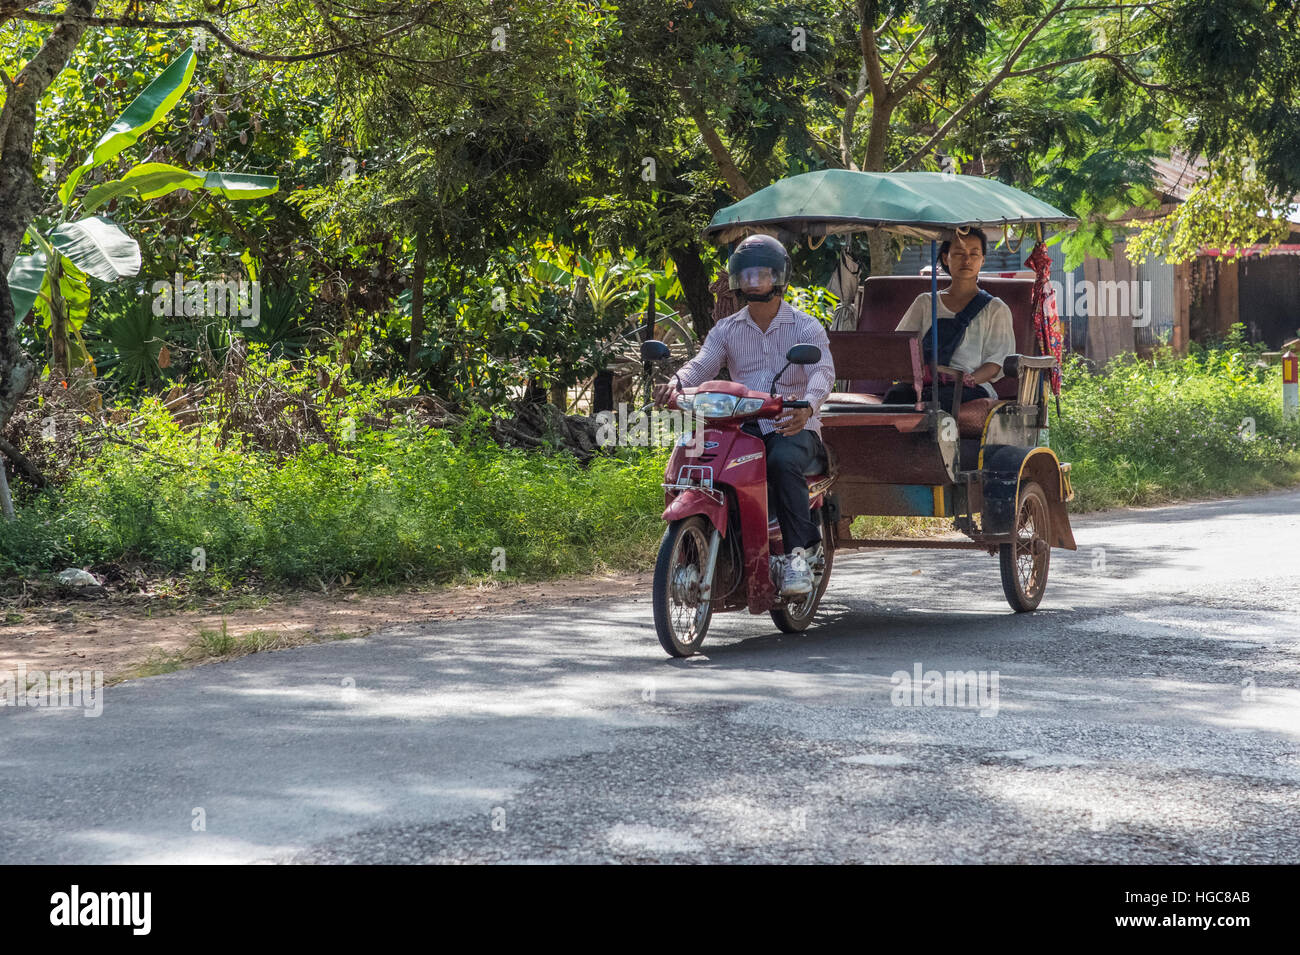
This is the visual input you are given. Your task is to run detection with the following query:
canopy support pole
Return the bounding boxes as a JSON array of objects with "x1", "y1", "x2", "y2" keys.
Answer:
[{"x1": 929, "y1": 240, "x2": 939, "y2": 413}]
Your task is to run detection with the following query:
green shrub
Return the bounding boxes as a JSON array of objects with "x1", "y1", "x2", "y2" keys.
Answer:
[
  {"x1": 1052, "y1": 334, "x2": 1300, "y2": 510},
  {"x1": 4, "y1": 334, "x2": 1298, "y2": 585},
  {"x1": 0, "y1": 347, "x2": 670, "y2": 585}
]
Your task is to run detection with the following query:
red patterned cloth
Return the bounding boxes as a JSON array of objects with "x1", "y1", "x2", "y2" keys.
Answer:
[{"x1": 1025, "y1": 241, "x2": 1063, "y2": 395}]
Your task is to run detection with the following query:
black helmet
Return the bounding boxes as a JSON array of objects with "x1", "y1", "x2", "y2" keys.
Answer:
[{"x1": 727, "y1": 234, "x2": 791, "y2": 302}]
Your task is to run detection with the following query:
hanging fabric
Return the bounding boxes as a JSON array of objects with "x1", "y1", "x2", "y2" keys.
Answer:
[{"x1": 1025, "y1": 240, "x2": 1064, "y2": 397}]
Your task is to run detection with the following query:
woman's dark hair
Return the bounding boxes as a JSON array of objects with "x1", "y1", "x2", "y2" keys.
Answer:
[{"x1": 938, "y1": 227, "x2": 988, "y2": 274}]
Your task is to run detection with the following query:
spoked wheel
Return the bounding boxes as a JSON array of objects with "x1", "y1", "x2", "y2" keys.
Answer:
[
  {"x1": 610, "y1": 314, "x2": 697, "y2": 373},
  {"x1": 652, "y1": 515, "x2": 715, "y2": 657},
  {"x1": 577, "y1": 315, "x2": 698, "y2": 410},
  {"x1": 999, "y1": 480, "x2": 1051, "y2": 612},
  {"x1": 770, "y1": 508, "x2": 836, "y2": 633}
]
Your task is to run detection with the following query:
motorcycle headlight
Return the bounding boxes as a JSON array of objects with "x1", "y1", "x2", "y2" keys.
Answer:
[
  {"x1": 675, "y1": 394, "x2": 694, "y2": 412},
  {"x1": 735, "y1": 397, "x2": 766, "y2": 415},
  {"x1": 691, "y1": 392, "x2": 741, "y2": 418}
]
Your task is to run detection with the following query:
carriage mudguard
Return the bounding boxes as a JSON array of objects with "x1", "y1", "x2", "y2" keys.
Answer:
[{"x1": 981, "y1": 445, "x2": 1077, "y2": 550}]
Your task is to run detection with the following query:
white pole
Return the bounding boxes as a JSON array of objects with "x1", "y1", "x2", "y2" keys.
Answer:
[
  {"x1": 0, "y1": 455, "x2": 13, "y2": 521},
  {"x1": 1284, "y1": 351, "x2": 1298, "y2": 421}
]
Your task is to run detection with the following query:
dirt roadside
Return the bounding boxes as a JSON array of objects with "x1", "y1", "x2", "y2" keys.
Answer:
[{"x1": 0, "y1": 571, "x2": 652, "y2": 682}]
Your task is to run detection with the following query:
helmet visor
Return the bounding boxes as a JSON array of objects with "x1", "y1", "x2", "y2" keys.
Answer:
[{"x1": 729, "y1": 265, "x2": 781, "y2": 291}]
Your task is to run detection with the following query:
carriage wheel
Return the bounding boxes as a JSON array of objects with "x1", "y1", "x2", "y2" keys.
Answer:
[
  {"x1": 582, "y1": 315, "x2": 698, "y2": 409},
  {"x1": 999, "y1": 480, "x2": 1050, "y2": 612}
]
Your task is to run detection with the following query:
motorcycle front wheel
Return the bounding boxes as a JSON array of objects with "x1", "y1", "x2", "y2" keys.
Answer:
[{"x1": 652, "y1": 515, "x2": 715, "y2": 657}]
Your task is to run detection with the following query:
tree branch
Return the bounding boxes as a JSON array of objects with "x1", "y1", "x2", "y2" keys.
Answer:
[
  {"x1": 13, "y1": 10, "x2": 420, "y2": 63},
  {"x1": 887, "y1": 23, "x2": 932, "y2": 88},
  {"x1": 835, "y1": 62, "x2": 869, "y2": 169},
  {"x1": 892, "y1": 53, "x2": 941, "y2": 101},
  {"x1": 858, "y1": 0, "x2": 889, "y2": 104},
  {"x1": 0, "y1": 436, "x2": 45, "y2": 488},
  {"x1": 676, "y1": 87, "x2": 751, "y2": 197},
  {"x1": 1005, "y1": 49, "x2": 1170, "y2": 91},
  {"x1": 890, "y1": 0, "x2": 1075, "y2": 171}
]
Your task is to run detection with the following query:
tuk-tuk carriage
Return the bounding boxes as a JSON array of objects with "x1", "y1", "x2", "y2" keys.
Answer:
[{"x1": 645, "y1": 170, "x2": 1078, "y2": 656}]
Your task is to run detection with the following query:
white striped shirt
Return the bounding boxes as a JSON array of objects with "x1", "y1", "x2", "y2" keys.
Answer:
[{"x1": 674, "y1": 300, "x2": 836, "y2": 437}]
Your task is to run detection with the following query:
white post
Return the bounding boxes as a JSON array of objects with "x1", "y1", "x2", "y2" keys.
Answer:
[
  {"x1": 1284, "y1": 351, "x2": 1298, "y2": 421},
  {"x1": 0, "y1": 455, "x2": 13, "y2": 521}
]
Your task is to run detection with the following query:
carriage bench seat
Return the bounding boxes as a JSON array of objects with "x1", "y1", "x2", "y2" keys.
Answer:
[
  {"x1": 821, "y1": 392, "x2": 1000, "y2": 438},
  {"x1": 821, "y1": 391, "x2": 883, "y2": 409}
]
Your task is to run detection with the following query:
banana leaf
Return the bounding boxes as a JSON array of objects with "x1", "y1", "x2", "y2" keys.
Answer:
[
  {"x1": 49, "y1": 217, "x2": 142, "y2": 282},
  {"x1": 59, "y1": 48, "x2": 197, "y2": 208},
  {"x1": 82, "y1": 164, "x2": 278, "y2": 213},
  {"x1": 6, "y1": 250, "x2": 48, "y2": 321}
]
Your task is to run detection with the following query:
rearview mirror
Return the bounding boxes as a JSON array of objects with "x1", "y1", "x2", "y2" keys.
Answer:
[
  {"x1": 786, "y1": 343, "x2": 822, "y2": 365},
  {"x1": 641, "y1": 340, "x2": 671, "y2": 363}
]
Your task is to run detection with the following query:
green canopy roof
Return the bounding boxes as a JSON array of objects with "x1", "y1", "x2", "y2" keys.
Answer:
[{"x1": 703, "y1": 169, "x2": 1076, "y2": 244}]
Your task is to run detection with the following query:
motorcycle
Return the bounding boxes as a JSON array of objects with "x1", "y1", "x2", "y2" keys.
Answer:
[{"x1": 641, "y1": 339, "x2": 838, "y2": 657}]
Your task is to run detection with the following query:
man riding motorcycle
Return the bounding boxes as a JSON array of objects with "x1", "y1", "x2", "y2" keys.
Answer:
[{"x1": 653, "y1": 234, "x2": 836, "y2": 596}]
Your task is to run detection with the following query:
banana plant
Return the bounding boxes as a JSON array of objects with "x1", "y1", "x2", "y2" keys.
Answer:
[
  {"x1": 6, "y1": 47, "x2": 279, "y2": 376},
  {"x1": 527, "y1": 241, "x2": 682, "y2": 323}
]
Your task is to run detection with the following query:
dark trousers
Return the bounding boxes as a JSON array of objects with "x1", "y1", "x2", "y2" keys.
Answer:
[{"x1": 743, "y1": 422, "x2": 827, "y2": 554}]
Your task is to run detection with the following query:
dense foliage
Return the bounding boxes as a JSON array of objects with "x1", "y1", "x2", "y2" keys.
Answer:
[
  {"x1": 1053, "y1": 327, "x2": 1300, "y2": 509},
  {"x1": 1, "y1": 333, "x2": 1296, "y2": 586},
  {"x1": 0, "y1": 344, "x2": 668, "y2": 584},
  {"x1": 2, "y1": 2, "x2": 1300, "y2": 593}
]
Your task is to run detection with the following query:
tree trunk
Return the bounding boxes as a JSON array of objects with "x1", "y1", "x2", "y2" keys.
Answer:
[
  {"x1": 593, "y1": 370, "x2": 613, "y2": 413},
  {"x1": 861, "y1": 96, "x2": 900, "y2": 277},
  {"x1": 0, "y1": 270, "x2": 36, "y2": 444},
  {"x1": 0, "y1": 455, "x2": 13, "y2": 521},
  {"x1": 49, "y1": 254, "x2": 68, "y2": 378},
  {"x1": 866, "y1": 229, "x2": 896, "y2": 277},
  {"x1": 0, "y1": 0, "x2": 99, "y2": 438},
  {"x1": 406, "y1": 231, "x2": 427, "y2": 371},
  {"x1": 670, "y1": 240, "x2": 716, "y2": 341}
]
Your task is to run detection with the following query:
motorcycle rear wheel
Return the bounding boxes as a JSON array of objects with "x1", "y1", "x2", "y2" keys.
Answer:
[{"x1": 770, "y1": 508, "x2": 835, "y2": 633}]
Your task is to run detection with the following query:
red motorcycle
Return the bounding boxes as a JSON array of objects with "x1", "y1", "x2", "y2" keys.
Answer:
[{"x1": 641, "y1": 340, "x2": 838, "y2": 657}]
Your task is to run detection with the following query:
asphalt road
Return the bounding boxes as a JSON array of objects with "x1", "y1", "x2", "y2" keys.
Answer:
[{"x1": 3, "y1": 490, "x2": 1299, "y2": 864}]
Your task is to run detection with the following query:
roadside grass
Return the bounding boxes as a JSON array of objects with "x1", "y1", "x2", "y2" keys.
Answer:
[
  {"x1": 3, "y1": 332, "x2": 1298, "y2": 594},
  {"x1": 1051, "y1": 337, "x2": 1300, "y2": 511},
  {"x1": 0, "y1": 404, "x2": 666, "y2": 588},
  {"x1": 114, "y1": 620, "x2": 360, "y2": 684},
  {"x1": 850, "y1": 515, "x2": 952, "y2": 538}
]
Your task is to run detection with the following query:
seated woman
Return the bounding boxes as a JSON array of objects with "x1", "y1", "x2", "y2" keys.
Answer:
[{"x1": 882, "y1": 227, "x2": 1017, "y2": 408}]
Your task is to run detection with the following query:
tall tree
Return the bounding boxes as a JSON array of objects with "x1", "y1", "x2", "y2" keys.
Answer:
[
  {"x1": 0, "y1": 0, "x2": 98, "y2": 444},
  {"x1": 595, "y1": 0, "x2": 1300, "y2": 273},
  {"x1": 0, "y1": 0, "x2": 481, "y2": 438}
]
